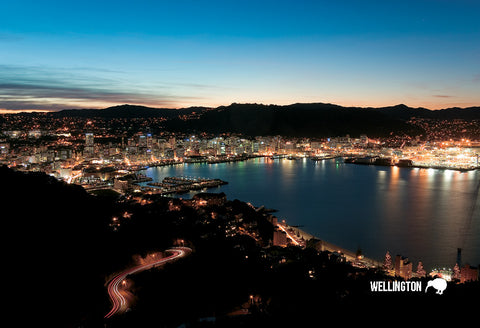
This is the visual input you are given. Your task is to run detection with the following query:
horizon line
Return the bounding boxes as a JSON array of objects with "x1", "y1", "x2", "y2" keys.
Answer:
[{"x1": 1, "y1": 101, "x2": 480, "y2": 114}]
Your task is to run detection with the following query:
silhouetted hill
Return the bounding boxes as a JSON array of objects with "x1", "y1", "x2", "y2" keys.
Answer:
[
  {"x1": 428, "y1": 106, "x2": 480, "y2": 120},
  {"x1": 371, "y1": 104, "x2": 480, "y2": 120},
  {"x1": 44, "y1": 102, "x2": 480, "y2": 137},
  {"x1": 164, "y1": 102, "x2": 424, "y2": 137},
  {"x1": 52, "y1": 104, "x2": 211, "y2": 119}
]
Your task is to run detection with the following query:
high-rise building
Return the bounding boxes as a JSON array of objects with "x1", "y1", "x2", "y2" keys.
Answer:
[
  {"x1": 146, "y1": 133, "x2": 152, "y2": 150},
  {"x1": 175, "y1": 146, "x2": 185, "y2": 159},
  {"x1": 456, "y1": 248, "x2": 462, "y2": 267},
  {"x1": 164, "y1": 148, "x2": 174, "y2": 159},
  {"x1": 85, "y1": 133, "x2": 94, "y2": 146},
  {"x1": 395, "y1": 255, "x2": 412, "y2": 280},
  {"x1": 85, "y1": 133, "x2": 94, "y2": 156},
  {"x1": 138, "y1": 135, "x2": 147, "y2": 148}
]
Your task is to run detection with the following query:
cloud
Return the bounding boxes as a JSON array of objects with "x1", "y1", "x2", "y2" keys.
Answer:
[
  {"x1": 0, "y1": 64, "x2": 205, "y2": 110},
  {"x1": 432, "y1": 94, "x2": 453, "y2": 98}
]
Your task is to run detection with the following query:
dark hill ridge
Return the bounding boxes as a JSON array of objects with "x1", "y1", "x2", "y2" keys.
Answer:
[
  {"x1": 163, "y1": 103, "x2": 422, "y2": 137},
  {"x1": 46, "y1": 102, "x2": 480, "y2": 137},
  {"x1": 370, "y1": 104, "x2": 480, "y2": 120},
  {"x1": 52, "y1": 104, "x2": 212, "y2": 118},
  {"x1": 51, "y1": 102, "x2": 480, "y2": 120}
]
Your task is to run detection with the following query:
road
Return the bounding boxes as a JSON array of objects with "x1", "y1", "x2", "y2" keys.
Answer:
[
  {"x1": 277, "y1": 223, "x2": 302, "y2": 246},
  {"x1": 104, "y1": 247, "x2": 191, "y2": 319},
  {"x1": 277, "y1": 223, "x2": 382, "y2": 268}
]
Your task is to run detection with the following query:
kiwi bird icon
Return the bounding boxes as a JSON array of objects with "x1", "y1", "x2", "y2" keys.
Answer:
[{"x1": 425, "y1": 278, "x2": 447, "y2": 295}]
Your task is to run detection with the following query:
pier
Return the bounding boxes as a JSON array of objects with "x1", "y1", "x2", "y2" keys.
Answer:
[
  {"x1": 144, "y1": 176, "x2": 228, "y2": 195},
  {"x1": 343, "y1": 156, "x2": 479, "y2": 172},
  {"x1": 310, "y1": 155, "x2": 342, "y2": 161}
]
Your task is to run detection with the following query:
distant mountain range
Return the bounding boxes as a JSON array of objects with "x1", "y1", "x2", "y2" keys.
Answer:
[
  {"x1": 48, "y1": 102, "x2": 480, "y2": 137},
  {"x1": 52, "y1": 104, "x2": 211, "y2": 119}
]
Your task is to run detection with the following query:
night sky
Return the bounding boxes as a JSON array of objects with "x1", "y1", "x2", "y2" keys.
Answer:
[{"x1": 1, "y1": 0, "x2": 479, "y2": 112}]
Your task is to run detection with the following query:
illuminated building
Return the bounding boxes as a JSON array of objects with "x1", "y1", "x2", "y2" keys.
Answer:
[
  {"x1": 138, "y1": 135, "x2": 147, "y2": 148},
  {"x1": 395, "y1": 255, "x2": 412, "y2": 280},
  {"x1": 175, "y1": 145, "x2": 185, "y2": 159},
  {"x1": 273, "y1": 228, "x2": 288, "y2": 247},
  {"x1": 429, "y1": 268, "x2": 453, "y2": 281},
  {"x1": 113, "y1": 178, "x2": 129, "y2": 192},
  {"x1": 85, "y1": 132, "x2": 94, "y2": 146},
  {"x1": 85, "y1": 133, "x2": 94, "y2": 156},
  {"x1": 460, "y1": 265, "x2": 479, "y2": 283}
]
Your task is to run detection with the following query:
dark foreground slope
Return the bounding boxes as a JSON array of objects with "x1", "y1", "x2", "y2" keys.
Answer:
[{"x1": 1, "y1": 166, "x2": 111, "y2": 327}]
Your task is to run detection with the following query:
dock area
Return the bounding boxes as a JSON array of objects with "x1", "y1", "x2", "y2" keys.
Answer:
[
  {"x1": 343, "y1": 156, "x2": 479, "y2": 172},
  {"x1": 144, "y1": 176, "x2": 228, "y2": 195}
]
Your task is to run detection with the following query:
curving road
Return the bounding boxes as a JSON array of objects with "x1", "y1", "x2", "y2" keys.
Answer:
[{"x1": 105, "y1": 247, "x2": 191, "y2": 319}]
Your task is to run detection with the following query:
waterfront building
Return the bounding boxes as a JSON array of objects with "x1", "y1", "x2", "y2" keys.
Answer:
[
  {"x1": 218, "y1": 142, "x2": 226, "y2": 155},
  {"x1": 164, "y1": 148, "x2": 174, "y2": 159},
  {"x1": 383, "y1": 251, "x2": 393, "y2": 272},
  {"x1": 175, "y1": 146, "x2": 185, "y2": 159},
  {"x1": 310, "y1": 141, "x2": 323, "y2": 152},
  {"x1": 460, "y1": 264, "x2": 479, "y2": 283},
  {"x1": 252, "y1": 142, "x2": 259, "y2": 154},
  {"x1": 416, "y1": 261, "x2": 426, "y2": 278},
  {"x1": 273, "y1": 229, "x2": 288, "y2": 247},
  {"x1": 395, "y1": 255, "x2": 412, "y2": 280}
]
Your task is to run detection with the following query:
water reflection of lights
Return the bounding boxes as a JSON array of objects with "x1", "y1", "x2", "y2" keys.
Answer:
[
  {"x1": 377, "y1": 170, "x2": 386, "y2": 182},
  {"x1": 443, "y1": 169, "x2": 454, "y2": 183},
  {"x1": 301, "y1": 157, "x2": 308, "y2": 169},
  {"x1": 467, "y1": 170, "x2": 477, "y2": 177},
  {"x1": 391, "y1": 165, "x2": 399, "y2": 177},
  {"x1": 426, "y1": 168, "x2": 436, "y2": 182}
]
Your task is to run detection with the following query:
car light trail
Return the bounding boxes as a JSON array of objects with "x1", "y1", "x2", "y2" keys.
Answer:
[
  {"x1": 104, "y1": 247, "x2": 191, "y2": 319},
  {"x1": 277, "y1": 224, "x2": 300, "y2": 246}
]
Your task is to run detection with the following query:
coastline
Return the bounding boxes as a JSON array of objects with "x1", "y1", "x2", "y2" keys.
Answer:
[
  {"x1": 279, "y1": 221, "x2": 383, "y2": 269},
  {"x1": 343, "y1": 157, "x2": 479, "y2": 172},
  {"x1": 128, "y1": 155, "x2": 480, "y2": 175}
]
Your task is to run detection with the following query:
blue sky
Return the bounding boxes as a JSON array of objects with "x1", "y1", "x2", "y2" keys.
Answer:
[{"x1": 1, "y1": 0, "x2": 479, "y2": 111}]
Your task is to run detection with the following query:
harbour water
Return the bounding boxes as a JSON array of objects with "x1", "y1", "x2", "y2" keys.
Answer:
[{"x1": 140, "y1": 157, "x2": 480, "y2": 270}]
